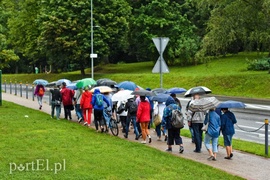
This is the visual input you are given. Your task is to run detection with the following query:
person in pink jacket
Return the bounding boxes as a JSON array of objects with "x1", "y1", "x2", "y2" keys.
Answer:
[
  {"x1": 34, "y1": 84, "x2": 45, "y2": 110},
  {"x1": 137, "y1": 96, "x2": 151, "y2": 144}
]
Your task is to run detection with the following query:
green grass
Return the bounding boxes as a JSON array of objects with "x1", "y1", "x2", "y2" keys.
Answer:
[
  {"x1": 180, "y1": 129, "x2": 270, "y2": 158},
  {"x1": 0, "y1": 101, "x2": 243, "y2": 180},
  {"x1": 2, "y1": 52, "x2": 270, "y2": 98}
]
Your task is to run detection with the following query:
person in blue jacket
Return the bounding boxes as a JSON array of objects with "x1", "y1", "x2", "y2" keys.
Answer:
[
  {"x1": 204, "y1": 109, "x2": 221, "y2": 161},
  {"x1": 220, "y1": 108, "x2": 237, "y2": 160},
  {"x1": 92, "y1": 89, "x2": 110, "y2": 132}
]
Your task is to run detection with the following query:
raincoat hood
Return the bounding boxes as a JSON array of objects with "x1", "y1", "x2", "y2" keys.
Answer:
[
  {"x1": 165, "y1": 96, "x2": 175, "y2": 106},
  {"x1": 94, "y1": 89, "x2": 101, "y2": 94}
]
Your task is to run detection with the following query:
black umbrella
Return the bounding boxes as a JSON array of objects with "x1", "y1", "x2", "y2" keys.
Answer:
[
  {"x1": 184, "y1": 86, "x2": 212, "y2": 97},
  {"x1": 152, "y1": 88, "x2": 167, "y2": 94},
  {"x1": 131, "y1": 89, "x2": 156, "y2": 96},
  {"x1": 96, "y1": 78, "x2": 117, "y2": 87}
]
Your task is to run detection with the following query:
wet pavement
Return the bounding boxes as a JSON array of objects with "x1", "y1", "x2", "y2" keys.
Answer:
[{"x1": 2, "y1": 92, "x2": 269, "y2": 180}]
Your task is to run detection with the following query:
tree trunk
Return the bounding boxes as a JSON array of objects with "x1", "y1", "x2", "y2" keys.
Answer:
[{"x1": 80, "y1": 66, "x2": 85, "y2": 76}]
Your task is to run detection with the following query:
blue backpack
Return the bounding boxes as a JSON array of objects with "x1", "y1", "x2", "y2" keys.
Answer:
[{"x1": 95, "y1": 94, "x2": 104, "y2": 107}]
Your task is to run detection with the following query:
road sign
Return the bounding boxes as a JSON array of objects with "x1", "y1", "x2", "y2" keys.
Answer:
[
  {"x1": 153, "y1": 37, "x2": 169, "y2": 54},
  {"x1": 152, "y1": 37, "x2": 170, "y2": 88},
  {"x1": 90, "y1": 54, "x2": 98, "y2": 58},
  {"x1": 152, "y1": 57, "x2": 169, "y2": 73}
]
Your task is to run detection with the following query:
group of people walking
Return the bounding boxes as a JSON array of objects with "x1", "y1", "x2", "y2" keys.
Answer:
[{"x1": 34, "y1": 84, "x2": 237, "y2": 161}]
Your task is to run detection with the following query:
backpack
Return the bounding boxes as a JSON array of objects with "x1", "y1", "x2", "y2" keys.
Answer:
[
  {"x1": 95, "y1": 94, "x2": 104, "y2": 107},
  {"x1": 38, "y1": 87, "x2": 44, "y2": 96},
  {"x1": 170, "y1": 107, "x2": 184, "y2": 129},
  {"x1": 129, "y1": 100, "x2": 138, "y2": 114}
]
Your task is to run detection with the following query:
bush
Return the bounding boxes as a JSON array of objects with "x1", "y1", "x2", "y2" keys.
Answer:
[{"x1": 247, "y1": 57, "x2": 270, "y2": 71}]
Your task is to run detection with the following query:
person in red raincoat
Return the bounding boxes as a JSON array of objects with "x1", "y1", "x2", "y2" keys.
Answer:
[
  {"x1": 61, "y1": 82, "x2": 74, "y2": 120},
  {"x1": 137, "y1": 96, "x2": 151, "y2": 144},
  {"x1": 80, "y1": 86, "x2": 93, "y2": 127}
]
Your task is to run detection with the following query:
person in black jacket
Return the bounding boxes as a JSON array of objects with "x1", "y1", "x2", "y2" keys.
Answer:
[
  {"x1": 124, "y1": 97, "x2": 139, "y2": 140},
  {"x1": 50, "y1": 85, "x2": 62, "y2": 120}
]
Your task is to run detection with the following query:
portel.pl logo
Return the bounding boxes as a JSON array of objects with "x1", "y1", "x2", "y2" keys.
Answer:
[{"x1": 9, "y1": 159, "x2": 66, "y2": 174}]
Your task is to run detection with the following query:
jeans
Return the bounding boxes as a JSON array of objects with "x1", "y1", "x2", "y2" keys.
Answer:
[
  {"x1": 136, "y1": 122, "x2": 141, "y2": 134},
  {"x1": 103, "y1": 109, "x2": 111, "y2": 127},
  {"x1": 155, "y1": 123, "x2": 162, "y2": 138},
  {"x1": 192, "y1": 123, "x2": 203, "y2": 152},
  {"x1": 75, "y1": 104, "x2": 83, "y2": 119},
  {"x1": 37, "y1": 96, "x2": 43, "y2": 106},
  {"x1": 126, "y1": 116, "x2": 139, "y2": 137},
  {"x1": 51, "y1": 102, "x2": 61, "y2": 120},
  {"x1": 148, "y1": 109, "x2": 153, "y2": 129},
  {"x1": 204, "y1": 133, "x2": 219, "y2": 153},
  {"x1": 189, "y1": 126, "x2": 195, "y2": 142}
]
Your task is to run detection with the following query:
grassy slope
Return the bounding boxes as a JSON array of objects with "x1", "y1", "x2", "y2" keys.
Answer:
[
  {"x1": 2, "y1": 52, "x2": 270, "y2": 98},
  {"x1": 0, "y1": 101, "x2": 243, "y2": 179}
]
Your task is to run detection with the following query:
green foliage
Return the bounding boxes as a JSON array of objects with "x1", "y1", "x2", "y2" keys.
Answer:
[
  {"x1": 247, "y1": 57, "x2": 270, "y2": 71},
  {"x1": 196, "y1": 0, "x2": 270, "y2": 57},
  {"x1": 129, "y1": 0, "x2": 200, "y2": 65},
  {"x1": 0, "y1": 1, "x2": 19, "y2": 69},
  {"x1": 0, "y1": 101, "x2": 243, "y2": 179}
]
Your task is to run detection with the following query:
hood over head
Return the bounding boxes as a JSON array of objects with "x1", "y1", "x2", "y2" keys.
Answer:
[
  {"x1": 94, "y1": 88, "x2": 101, "y2": 94},
  {"x1": 165, "y1": 96, "x2": 176, "y2": 106}
]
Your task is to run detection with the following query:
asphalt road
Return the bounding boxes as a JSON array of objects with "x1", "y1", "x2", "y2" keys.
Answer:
[{"x1": 2, "y1": 84, "x2": 270, "y2": 144}]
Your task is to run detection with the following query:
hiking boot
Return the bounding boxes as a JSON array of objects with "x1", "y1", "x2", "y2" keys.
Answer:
[
  {"x1": 179, "y1": 146, "x2": 184, "y2": 153},
  {"x1": 224, "y1": 157, "x2": 231, "y2": 160},
  {"x1": 135, "y1": 136, "x2": 139, "y2": 140},
  {"x1": 124, "y1": 134, "x2": 128, "y2": 139},
  {"x1": 165, "y1": 148, "x2": 172, "y2": 152},
  {"x1": 230, "y1": 153, "x2": 233, "y2": 158}
]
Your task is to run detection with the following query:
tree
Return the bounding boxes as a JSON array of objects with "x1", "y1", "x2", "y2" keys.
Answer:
[
  {"x1": 38, "y1": 0, "x2": 131, "y2": 75},
  {"x1": 129, "y1": 0, "x2": 200, "y2": 65},
  {"x1": 196, "y1": 0, "x2": 270, "y2": 57},
  {"x1": 0, "y1": 0, "x2": 19, "y2": 69}
]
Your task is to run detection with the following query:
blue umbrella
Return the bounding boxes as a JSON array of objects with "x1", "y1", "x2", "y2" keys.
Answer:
[
  {"x1": 152, "y1": 93, "x2": 170, "y2": 103},
  {"x1": 33, "y1": 79, "x2": 48, "y2": 86},
  {"x1": 152, "y1": 88, "x2": 167, "y2": 94},
  {"x1": 217, "y1": 100, "x2": 246, "y2": 109},
  {"x1": 117, "y1": 81, "x2": 137, "y2": 91},
  {"x1": 66, "y1": 83, "x2": 78, "y2": 90},
  {"x1": 166, "y1": 87, "x2": 187, "y2": 94},
  {"x1": 56, "y1": 79, "x2": 71, "y2": 86}
]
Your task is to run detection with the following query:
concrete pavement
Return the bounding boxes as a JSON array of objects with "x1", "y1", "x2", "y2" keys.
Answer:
[{"x1": 2, "y1": 92, "x2": 270, "y2": 180}]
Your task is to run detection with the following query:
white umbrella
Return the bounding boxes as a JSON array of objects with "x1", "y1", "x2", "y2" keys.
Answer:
[
  {"x1": 112, "y1": 90, "x2": 134, "y2": 102},
  {"x1": 189, "y1": 97, "x2": 220, "y2": 112}
]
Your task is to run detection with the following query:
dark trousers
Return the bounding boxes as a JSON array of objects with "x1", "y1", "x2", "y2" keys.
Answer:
[
  {"x1": 192, "y1": 123, "x2": 203, "y2": 152},
  {"x1": 64, "y1": 105, "x2": 72, "y2": 120},
  {"x1": 94, "y1": 109, "x2": 104, "y2": 130},
  {"x1": 167, "y1": 128, "x2": 182, "y2": 146},
  {"x1": 120, "y1": 116, "x2": 127, "y2": 133},
  {"x1": 136, "y1": 122, "x2": 141, "y2": 134}
]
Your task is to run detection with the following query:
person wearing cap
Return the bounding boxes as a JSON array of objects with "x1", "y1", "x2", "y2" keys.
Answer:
[{"x1": 61, "y1": 82, "x2": 74, "y2": 120}]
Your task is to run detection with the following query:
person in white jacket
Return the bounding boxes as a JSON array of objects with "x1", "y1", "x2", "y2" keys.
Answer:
[
  {"x1": 154, "y1": 102, "x2": 166, "y2": 141},
  {"x1": 117, "y1": 100, "x2": 128, "y2": 133}
]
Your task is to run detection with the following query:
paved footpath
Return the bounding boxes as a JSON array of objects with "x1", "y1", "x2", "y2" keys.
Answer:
[{"x1": 2, "y1": 92, "x2": 270, "y2": 180}]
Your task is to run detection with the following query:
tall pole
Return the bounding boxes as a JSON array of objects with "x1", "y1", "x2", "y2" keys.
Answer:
[
  {"x1": 159, "y1": 37, "x2": 163, "y2": 88},
  {"x1": 90, "y1": 0, "x2": 94, "y2": 79},
  {"x1": 0, "y1": 70, "x2": 2, "y2": 106}
]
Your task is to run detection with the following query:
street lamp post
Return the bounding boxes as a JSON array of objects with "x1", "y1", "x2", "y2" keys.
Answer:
[{"x1": 90, "y1": 0, "x2": 94, "y2": 79}]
